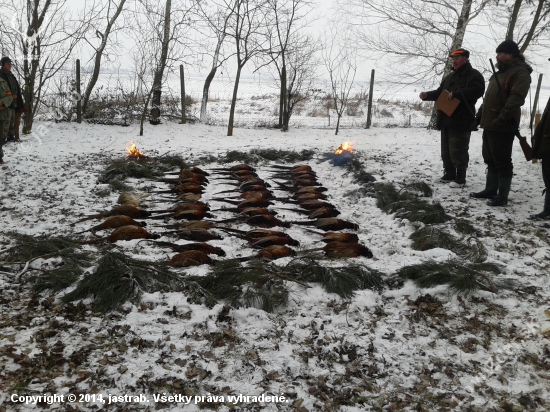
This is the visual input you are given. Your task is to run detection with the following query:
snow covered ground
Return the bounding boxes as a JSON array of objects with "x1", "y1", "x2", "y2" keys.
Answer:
[{"x1": 0, "y1": 120, "x2": 549, "y2": 411}]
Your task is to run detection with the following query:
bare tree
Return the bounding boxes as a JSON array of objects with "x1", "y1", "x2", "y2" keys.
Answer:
[
  {"x1": 341, "y1": 0, "x2": 490, "y2": 84},
  {"x1": 322, "y1": 27, "x2": 357, "y2": 136},
  {"x1": 192, "y1": 0, "x2": 233, "y2": 122},
  {"x1": 263, "y1": 0, "x2": 314, "y2": 131},
  {"x1": 130, "y1": 0, "x2": 194, "y2": 135},
  {"x1": 285, "y1": 37, "x2": 319, "y2": 125},
  {"x1": 82, "y1": 0, "x2": 128, "y2": 116},
  {"x1": 499, "y1": 0, "x2": 550, "y2": 52},
  {"x1": 0, "y1": 0, "x2": 96, "y2": 132},
  {"x1": 222, "y1": 0, "x2": 267, "y2": 136}
]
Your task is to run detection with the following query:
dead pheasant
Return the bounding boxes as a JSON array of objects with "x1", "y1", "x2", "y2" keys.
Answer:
[
  {"x1": 152, "y1": 184, "x2": 203, "y2": 195},
  {"x1": 83, "y1": 225, "x2": 160, "y2": 244},
  {"x1": 220, "y1": 177, "x2": 268, "y2": 187},
  {"x1": 76, "y1": 215, "x2": 146, "y2": 234},
  {"x1": 157, "y1": 176, "x2": 208, "y2": 186},
  {"x1": 297, "y1": 200, "x2": 335, "y2": 210},
  {"x1": 211, "y1": 164, "x2": 256, "y2": 173},
  {"x1": 249, "y1": 235, "x2": 300, "y2": 248},
  {"x1": 211, "y1": 197, "x2": 273, "y2": 209},
  {"x1": 219, "y1": 227, "x2": 295, "y2": 243},
  {"x1": 166, "y1": 250, "x2": 212, "y2": 267},
  {"x1": 320, "y1": 232, "x2": 359, "y2": 244},
  {"x1": 212, "y1": 190, "x2": 273, "y2": 201},
  {"x1": 149, "y1": 203, "x2": 212, "y2": 221},
  {"x1": 213, "y1": 169, "x2": 258, "y2": 178},
  {"x1": 72, "y1": 205, "x2": 151, "y2": 224},
  {"x1": 158, "y1": 221, "x2": 217, "y2": 230},
  {"x1": 215, "y1": 214, "x2": 289, "y2": 228},
  {"x1": 218, "y1": 227, "x2": 282, "y2": 238},
  {"x1": 269, "y1": 165, "x2": 313, "y2": 173},
  {"x1": 301, "y1": 241, "x2": 373, "y2": 258},
  {"x1": 238, "y1": 245, "x2": 296, "y2": 262},
  {"x1": 148, "y1": 241, "x2": 226, "y2": 256},
  {"x1": 149, "y1": 201, "x2": 210, "y2": 214},
  {"x1": 213, "y1": 184, "x2": 270, "y2": 195},
  {"x1": 173, "y1": 229, "x2": 223, "y2": 242},
  {"x1": 213, "y1": 207, "x2": 277, "y2": 216},
  {"x1": 276, "y1": 206, "x2": 339, "y2": 219},
  {"x1": 290, "y1": 218, "x2": 359, "y2": 231}
]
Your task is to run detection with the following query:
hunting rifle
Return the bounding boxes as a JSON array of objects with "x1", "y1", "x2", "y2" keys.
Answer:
[{"x1": 489, "y1": 59, "x2": 532, "y2": 161}]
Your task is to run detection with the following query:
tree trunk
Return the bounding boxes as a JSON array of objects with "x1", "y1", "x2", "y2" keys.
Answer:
[
  {"x1": 140, "y1": 89, "x2": 153, "y2": 136},
  {"x1": 278, "y1": 80, "x2": 284, "y2": 128},
  {"x1": 200, "y1": 40, "x2": 224, "y2": 122},
  {"x1": 281, "y1": 64, "x2": 288, "y2": 131},
  {"x1": 519, "y1": 0, "x2": 545, "y2": 53},
  {"x1": 82, "y1": 0, "x2": 127, "y2": 116},
  {"x1": 150, "y1": 0, "x2": 171, "y2": 125},
  {"x1": 505, "y1": 0, "x2": 522, "y2": 41},
  {"x1": 227, "y1": 65, "x2": 243, "y2": 136},
  {"x1": 428, "y1": 0, "x2": 473, "y2": 129},
  {"x1": 335, "y1": 113, "x2": 341, "y2": 135},
  {"x1": 200, "y1": 67, "x2": 217, "y2": 122}
]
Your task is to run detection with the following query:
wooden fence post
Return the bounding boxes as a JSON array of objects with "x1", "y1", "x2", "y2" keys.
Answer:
[
  {"x1": 76, "y1": 59, "x2": 82, "y2": 124},
  {"x1": 366, "y1": 69, "x2": 375, "y2": 129},
  {"x1": 180, "y1": 64, "x2": 186, "y2": 124}
]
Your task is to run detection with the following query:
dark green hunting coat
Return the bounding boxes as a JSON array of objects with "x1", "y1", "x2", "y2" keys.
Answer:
[
  {"x1": 424, "y1": 62, "x2": 485, "y2": 132},
  {"x1": 477, "y1": 57, "x2": 532, "y2": 132},
  {"x1": 532, "y1": 97, "x2": 550, "y2": 159}
]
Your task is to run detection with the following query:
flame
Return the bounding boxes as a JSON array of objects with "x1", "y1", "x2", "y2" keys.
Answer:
[
  {"x1": 334, "y1": 141, "x2": 355, "y2": 155},
  {"x1": 126, "y1": 141, "x2": 147, "y2": 158}
]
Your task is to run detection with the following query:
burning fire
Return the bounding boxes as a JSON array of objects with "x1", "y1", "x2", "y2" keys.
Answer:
[
  {"x1": 334, "y1": 141, "x2": 355, "y2": 155},
  {"x1": 126, "y1": 141, "x2": 147, "y2": 158}
]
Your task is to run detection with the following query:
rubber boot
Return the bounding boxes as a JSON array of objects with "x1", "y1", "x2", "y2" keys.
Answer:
[
  {"x1": 440, "y1": 168, "x2": 456, "y2": 183},
  {"x1": 450, "y1": 168, "x2": 467, "y2": 188},
  {"x1": 14, "y1": 111, "x2": 21, "y2": 141},
  {"x1": 487, "y1": 178, "x2": 512, "y2": 206},
  {"x1": 470, "y1": 171, "x2": 498, "y2": 199},
  {"x1": 528, "y1": 190, "x2": 550, "y2": 220}
]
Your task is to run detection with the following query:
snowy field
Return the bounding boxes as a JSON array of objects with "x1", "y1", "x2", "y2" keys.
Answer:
[{"x1": 0, "y1": 120, "x2": 549, "y2": 411}]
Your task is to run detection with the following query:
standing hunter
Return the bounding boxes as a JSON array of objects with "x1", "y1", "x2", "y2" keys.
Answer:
[
  {"x1": 0, "y1": 57, "x2": 24, "y2": 143},
  {"x1": 0, "y1": 75, "x2": 14, "y2": 164},
  {"x1": 528, "y1": 59, "x2": 550, "y2": 220},
  {"x1": 420, "y1": 48, "x2": 485, "y2": 187},
  {"x1": 470, "y1": 40, "x2": 532, "y2": 206}
]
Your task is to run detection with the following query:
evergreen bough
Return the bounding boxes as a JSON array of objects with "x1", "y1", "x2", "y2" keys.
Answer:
[
  {"x1": 0, "y1": 233, "x2": 93, "y2": 294},
  {"x1": 62, "y1": 251, "x2": 185, "y2": 313},
  {"x1": 283, "y1": 256, "x2": 385, "y2": 298},
  {"x1": 410, "y1": 226, "x2": 487, "y2": 263},
  {"x1": 1, "y1": 233, "x2": 83, "y2": 262},
  {"x1": 371, "y1": 182, "x2": 450, "y2": 224},
  {"x1": 218, "y1": 149, "x2": 315, "y2": 165},
  {"x1": 394, "y1": 259, "x2": 514, "y2": 294},
  {"x1": 193, "y1": 260, "x2": 289, "y2": 313},
  {"x1": 98, "y1": 154, "x2": 188, "y2": 191}
]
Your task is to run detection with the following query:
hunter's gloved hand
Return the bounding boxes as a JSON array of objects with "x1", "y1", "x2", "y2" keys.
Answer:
[{"x1": 491, "y1": 117, "x2": 507, "y2": 129}]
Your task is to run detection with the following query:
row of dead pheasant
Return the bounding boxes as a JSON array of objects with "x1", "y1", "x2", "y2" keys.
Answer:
[{"x1": 73, "y1": 162, "x2": 372, "y2": 267}]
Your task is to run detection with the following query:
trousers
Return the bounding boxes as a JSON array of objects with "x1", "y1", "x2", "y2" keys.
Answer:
[
  {"x1": 481, "y1": 130, "x2": 515, "y2": 178},
  {"x1": 441, "y1": 128, "x2": 471, "y2": 169}
]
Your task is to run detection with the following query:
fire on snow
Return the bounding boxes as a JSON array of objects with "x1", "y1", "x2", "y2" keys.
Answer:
[
  {"x1": 126, "y1": 141, "x2": 146, "y2": 158},
  {"x1": 334, "y1": 141, "x2": 355, "y2": 155}
]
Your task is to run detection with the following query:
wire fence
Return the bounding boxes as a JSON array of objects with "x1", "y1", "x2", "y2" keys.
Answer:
[{"x1": 40, "y1": 67, "x2": 550, "y2": 130}]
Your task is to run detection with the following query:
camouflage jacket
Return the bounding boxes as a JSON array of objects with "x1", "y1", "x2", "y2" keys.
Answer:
[
  {"x1": 477, "y1": 58, "x2": 532, "y2": 133},
  {"x1": 0, "y1": 68, "x2": 23, "y2": 110},
  {"x1": 0, "y1": 78, "x2": 14, "y2": 121}
]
